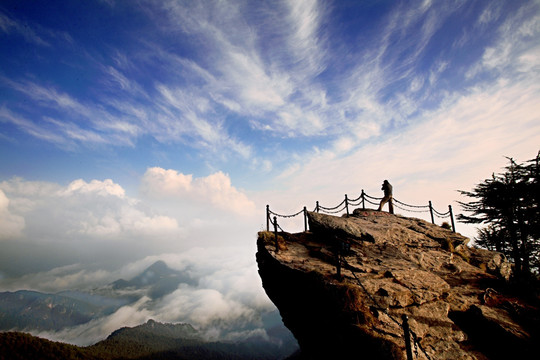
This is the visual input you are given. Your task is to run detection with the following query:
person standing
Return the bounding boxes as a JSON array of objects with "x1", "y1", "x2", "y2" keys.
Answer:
[{"x1": 377, "y1": 180, "x2": 394, "y2": 214}]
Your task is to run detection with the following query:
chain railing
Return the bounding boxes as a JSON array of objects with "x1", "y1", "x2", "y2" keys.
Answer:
[{"x1": 266, "y1": 190, "x2": 456, "y2": 234}]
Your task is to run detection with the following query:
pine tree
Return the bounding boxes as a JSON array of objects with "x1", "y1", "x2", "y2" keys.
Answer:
[{"x1": 458, "y1": 151, "x2": 540, "y2": 277}]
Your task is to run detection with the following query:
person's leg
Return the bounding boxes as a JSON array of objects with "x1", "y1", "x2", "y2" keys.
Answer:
[{"x1": 378, "y1": 196, "x2": 389, "y2": 211}]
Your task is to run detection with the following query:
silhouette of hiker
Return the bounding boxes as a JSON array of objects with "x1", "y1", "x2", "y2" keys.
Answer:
[{"x1": 377, "y1": 180, "x2": 394, "y2": 214}]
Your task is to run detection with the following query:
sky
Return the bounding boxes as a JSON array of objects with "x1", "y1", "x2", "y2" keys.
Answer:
[{"x1": 1, "y1": 0, "x2": 540, "y2": 345}]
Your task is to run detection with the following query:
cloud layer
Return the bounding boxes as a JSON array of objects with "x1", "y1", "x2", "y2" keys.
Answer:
[
  {"x1": 29, "y1": 248, "x2": 275, "y2": 346},
  {"x1": 0, "y1": 169, "x2": 258, "y2": 279},
  {"x1": 0, "y1": 171, "x2": 269, "y2": 346}
]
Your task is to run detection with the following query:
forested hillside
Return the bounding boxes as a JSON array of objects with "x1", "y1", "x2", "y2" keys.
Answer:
[{"x1": 0, "y1": 320, "x2": 297, "y2": 360}]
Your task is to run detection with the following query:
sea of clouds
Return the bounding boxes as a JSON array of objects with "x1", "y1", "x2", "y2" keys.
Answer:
[{"x1": 0, "y1": 169, "x2": 279, "y2": 346}]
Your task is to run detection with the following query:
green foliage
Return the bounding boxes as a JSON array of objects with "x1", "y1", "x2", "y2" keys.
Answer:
[{"x1": 458, "y1": 151, "x2": 540, "y2": 276}]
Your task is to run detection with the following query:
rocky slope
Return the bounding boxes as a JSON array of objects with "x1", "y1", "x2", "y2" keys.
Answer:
[{"x1": 256, "y1": 209, "x2": 539, "y2": 360}]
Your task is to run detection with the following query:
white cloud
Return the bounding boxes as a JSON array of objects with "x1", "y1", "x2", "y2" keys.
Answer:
[
  {"x1": 0, "y1": 177, "x2": 184, "y2": 277},
  {"x1": 60, "y1": 179, "x2": 126, "y2": 198},
  {"x1": 0, "y1": 189, "x2": 25, "y2": 240},
  {"x1": 480, "y1": 8, "x2": 540, "y2": 73},
  {"x1": 332, "y1": 136, "x2": 355, "y2": 154},
  {"x1": 44, "y1": 117, "x2": 107, "y2": 144},
  {"x1": 0, "y1": 11, "x2": 49, "y2": 46},
  {"x1": 141, "y1": 167, "x2": 256, "y2": 216},
  {"x1": 37, "y1": 296, "x2": 154, "y2": 346},
  {"x1": 283, "y1": 0, "x2": 326, "y2": 80},
  {"x1": 0, "y1": 106, "x2": 68, "y2": 145},
  {"x1": 10, "y1": 80, "x2": 90, "y2": 116},
  {"x1": 131, "y1": 249, "x2": 274, "y2": 340},
  {"x1": 155, "y1": 286, "x2": 257, "y2": 335},
  {"x1": 0, "y1": 168, "x2": 262, "y2": 285},
  {"x1": 1, "y1": 80, "x2": 140, "y2": 148}
]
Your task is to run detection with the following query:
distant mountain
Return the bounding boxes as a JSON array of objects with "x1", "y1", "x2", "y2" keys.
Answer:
[
  {"x1": 92, "y1": 319, "x2": 297, "y2": 359},
  {"x1": 87, "y1": 319, "x2": 203, "y2": 359},
  {"x1": 110, "y1": 260, "x2": 197, "y2": 299},
  {"x1": 109, "y1": 319, "x2": 200, "y2": 340},
  {"x1": 0, "y1": 320, "x2": 298, "y2": 360},
  {"x1": 0, "y1": 261, "x2": 194, "y2": 333},
  {"x1": 89, "y1": 319, "x2": 298, "y2": 359},
  {"x1": 0, "y1": 290, "x2": 122, "y2": 332}
]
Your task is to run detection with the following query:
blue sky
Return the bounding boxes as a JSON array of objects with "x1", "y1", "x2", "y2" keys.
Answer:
[{"x1": 1, "y1": 0, "x2": 540, "y2": 345}]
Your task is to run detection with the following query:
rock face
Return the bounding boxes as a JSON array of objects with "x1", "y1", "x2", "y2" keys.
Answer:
[{"x1": 256, "y1": 209, "x2": 539, "y2": 360}]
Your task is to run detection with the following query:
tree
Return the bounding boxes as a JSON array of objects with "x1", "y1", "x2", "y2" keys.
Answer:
[{"x1": 458, "y1": 151, "x2": 540, "y2": 277}]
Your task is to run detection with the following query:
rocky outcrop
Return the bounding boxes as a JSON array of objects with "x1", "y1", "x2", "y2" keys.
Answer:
[{"x1": 256, "y1": 209, "x2": 539, "y2": 360}]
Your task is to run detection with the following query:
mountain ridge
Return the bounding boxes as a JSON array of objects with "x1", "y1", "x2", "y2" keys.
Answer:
[{"x1": 0, "y1": 319, "x2": 298, "y2": 360}]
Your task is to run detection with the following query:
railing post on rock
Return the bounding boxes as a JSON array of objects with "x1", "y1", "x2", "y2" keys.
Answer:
[
  {"x1": 303, "y1": 206, "x2": 308, "y2": 232},
  {"x1": 429, "y1": 201, "x2": 435, "y2": 224},
  {"x1": 266, "y1": 205, "x2": 270, "y2": 231},
  {"x1": 402, "y1": 315, "x2": 414, "y2": 360},
  {"x1": 449, "y1": 205, "x2": 456, "y2": 233},
  {"x1": 345, "y1": 194, "x2": 349, "y2": 216},
  {"x1": 273, "y1": 216, "x2": 279, "y2": 252},
  {"x1": 361, "y1": 190, "x2": 366, "y2": 209}
]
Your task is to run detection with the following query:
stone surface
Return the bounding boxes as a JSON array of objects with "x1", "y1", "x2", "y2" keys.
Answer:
[{"x1": 256, "y1": 209, "x2": 539, "y2": 360}]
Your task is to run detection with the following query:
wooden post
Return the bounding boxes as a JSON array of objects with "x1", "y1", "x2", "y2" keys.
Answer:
[
  {"x1": 449, "y1": 205, "x2": 456, "y2": 233},
  {"x1": 345, "y1": 194, "x2": 349, "y2": 216},
  {"x1": 303, "y1": 206, "x2": 308, "y2": 232},
  {"x1": 273, "y1": 216, "x2": 278, "y2": 252},
  {"x1": 361, "y1": 190, "x2": 365, "y2": 209},
  {"x1": 266, "y1": 205, "x2": 270, "y2": 231},
  {"x1": 429, "y1": 201, "x2": 435, "y2": 224},
  {"x1": 402, "y1": 315, "x2": 414, "y2": 360},
  {"x1": 316, "y1": 201, "x2": 320, "y2": 213}
]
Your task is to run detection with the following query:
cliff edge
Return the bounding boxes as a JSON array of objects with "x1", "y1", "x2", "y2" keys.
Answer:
[{"x1": 256, "y1": 209, "x2": 539, "y2": 360}]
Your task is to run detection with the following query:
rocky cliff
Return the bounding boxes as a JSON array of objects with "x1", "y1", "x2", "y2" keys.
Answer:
[{"x1": 256, "y1": 209, "x2": 539, "y2": 360}]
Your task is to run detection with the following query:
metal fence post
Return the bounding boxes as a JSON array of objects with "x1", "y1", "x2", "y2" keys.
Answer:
[
  {"x1": 303, "y1": 206, "x2": 308, "y2": 232},
  {"x1": 402, "y1": 315, "x2": 414, "y2": 360},
  {"x1": 449, "y1": 205, "x2": 456, "y2": 233},
  {"x1": 266, "y1": 205, "x2": 270, "y2": 231},
  {"x1": 345, "y1": 194, "x2": 349, "y2": 216},
  {"x1": 273, "y1": 216, "x2": 278, "y2": 252},
  {"x1": 361, "y1": 190, "x2": 365, "y2": 209},
  {"x1": 429, "y1": 201, "x2": 435, "y2": 224}
]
